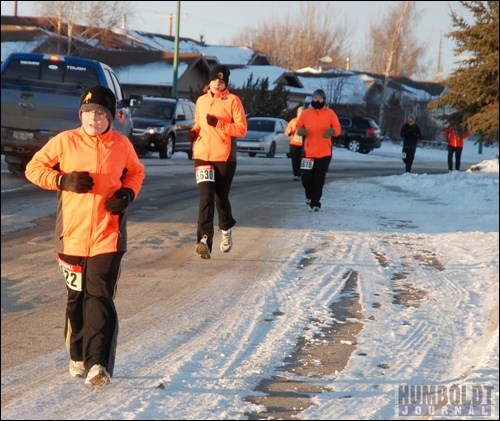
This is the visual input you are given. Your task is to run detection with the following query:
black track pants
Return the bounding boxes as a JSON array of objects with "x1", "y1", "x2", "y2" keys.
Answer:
[
  {"x1": 289, "y1": 145, "x2": 303, "y2": 178},
  {"x1": 195, "y1": 160, "x2": 237, "y2": 252},
  {"x1": 448, "y1": 145, "x2": 463, "y2": 171},
  {"x1": 301, "y1": 156, "x2": 331, "y2": 209},
  {"x1": 61, "y1": 251, "x2": 124, "y2": 376},
  {"x1": 402, "y1": 146, "x2": 417, "y2": 172}
]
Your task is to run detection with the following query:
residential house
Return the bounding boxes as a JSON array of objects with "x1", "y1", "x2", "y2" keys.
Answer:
[{"x1": 1, "y1": 15, "x2": 445, "y2": 140}]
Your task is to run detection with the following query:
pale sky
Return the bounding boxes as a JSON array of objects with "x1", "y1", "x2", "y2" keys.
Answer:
[
  {"x1": 2, "y1": 1, "x2": 474, "y2": 78},
  {"x1": 2, "y1": 141, "x2": 499, "y2": 419}
]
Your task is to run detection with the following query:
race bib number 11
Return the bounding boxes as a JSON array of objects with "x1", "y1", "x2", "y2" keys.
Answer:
[
  {"x1": 195, "y1": 165, "x2": 215, "y2": 183},
  {"x1": 300, "y1": 158, "x2": 314, "y2": 170},
  {"x1": 55, "y1": 254, "x2": 83, "y2": 291}
]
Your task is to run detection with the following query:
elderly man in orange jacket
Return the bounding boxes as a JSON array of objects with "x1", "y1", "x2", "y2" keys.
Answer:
[
  {"x1": 295, "y1": 89, "x2": 341, "y2": 212},
  {"x1": 189, "y1": 65, "x2": 247, "y2": 259}
]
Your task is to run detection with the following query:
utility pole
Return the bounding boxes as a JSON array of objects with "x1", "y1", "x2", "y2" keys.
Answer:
[{"x1": 172, "y1": 1, "x2": 181, "y2": 99}]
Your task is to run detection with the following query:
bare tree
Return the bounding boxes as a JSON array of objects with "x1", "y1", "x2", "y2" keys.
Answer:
[
  {"x1": 359, "y1": 1, "x2": 429, "y2": 79},
  {"x1": 377, "y1": 0, "x2": 412, "y2": 132},
  {"x1": 325, "y1": 76, "x2": 363, "y2": 106},
  {"x1": 77, "y1": 1, "x2": 134, "y2": 31},
  {"x1": 66, "y1": 1, "x2": 77, "y2": 55},
  {"x1": 36, "y1": 1, "x2": 136, "y2": 53},
  {"x1": 232, "y1": 1, "x2": 350, "y2": 71}
]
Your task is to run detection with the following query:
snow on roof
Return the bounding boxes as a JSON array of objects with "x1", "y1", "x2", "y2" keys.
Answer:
[
  {"x1": 1, "y1": 26, "x2": 442, "y2": 102},
  {"x1": 229, "y1": 65, "x2": 291, "y2": 88},
  {"x1": 1, "y1": 40, "x2": 44, "y2": 61},
  {"x1": 125, "y1": 30, "x2": 257, "y2": 65},
  {"x1": 114, "y1": 61, "x2": 190, "y2": 86}
]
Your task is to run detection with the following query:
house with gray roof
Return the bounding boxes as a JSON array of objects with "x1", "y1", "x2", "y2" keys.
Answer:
[{"x1": 1, "y1": 15, "x2": 446, "y2": 140}]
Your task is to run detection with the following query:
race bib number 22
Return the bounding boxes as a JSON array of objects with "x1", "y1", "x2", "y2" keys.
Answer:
[{"x1": 55, "y1": 254, "x2": 83, "y2": 291}]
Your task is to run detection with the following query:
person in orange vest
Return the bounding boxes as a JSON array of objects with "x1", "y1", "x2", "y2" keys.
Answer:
[
  {"x1": 444, "y1": 125, "x2": 469, "y2": 171},
  {"x1": 295, "y1": 89, "x2": 341, "y2": 212},
  {"x1": 25, "y1": 86, "x2": 145, "y2": 386},
  {"x1": 286, "y1": 106, "x2": 304, "y2": 181},
  {"x1": 189, "y1": 65, "x2": 247, "y2": 259}
]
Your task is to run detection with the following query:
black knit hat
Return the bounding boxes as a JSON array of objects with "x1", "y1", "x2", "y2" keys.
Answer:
[
  {"x1": 209, "y1": 65, "x2": 230, "y2": 85},
  {"x1": 312, "y1": 89, "x2": 326, "y2": 100},
  {"x1": 79, "y1": 85, "x2": 116, "y2": 122}
]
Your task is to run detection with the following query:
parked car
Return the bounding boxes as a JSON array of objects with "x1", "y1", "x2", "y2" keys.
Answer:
[
  {"x1": 131, "y1": 96, "x2": 195, "y2": 159},
  {"x1": 334, "y1": 116, "x2": 382, "y2": 154},
  {"x1": 237, "y1": 117, "x2": 290, "y2": 158}
]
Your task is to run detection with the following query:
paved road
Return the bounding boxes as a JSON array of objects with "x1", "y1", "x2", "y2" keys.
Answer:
[{"x1": 1, "y1": 151, "x2": 447, "y2": 371}]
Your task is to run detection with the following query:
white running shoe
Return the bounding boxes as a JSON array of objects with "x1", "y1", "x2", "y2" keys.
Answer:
[
  {"x1": 196, "y1": 235, "x2": 211, "y2": 259},
  {"x1": 85, "y1": 364, "x2": 111, "y2": 386},
  {"x1": 220, "y1": 229, "x2": 233, "y2": 253},
  {"x1": 312, "y1": 206, "x2": 320, "y2": 212},
  {"x1": 69, "y1": 360, "x2": 87, "y2": 378}
]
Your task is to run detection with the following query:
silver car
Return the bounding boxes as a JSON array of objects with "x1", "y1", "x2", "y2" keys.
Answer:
[{"x1": 237, "y1": 117, "x2": 290, "y2": 158}]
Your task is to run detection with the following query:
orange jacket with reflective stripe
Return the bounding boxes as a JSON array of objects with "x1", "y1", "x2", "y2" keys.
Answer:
[
  {"x1": 296, "y1": 107, "x2": 341, "y2": 158},
  {"x1": 445, "y1": 126, "x2": 469, "y2": 148},
  {"x1": 286, "y1": 116, "x2": 304, "y2": 147},
  {"x1": 25, "y1": 127, "x2": 145, "y2": 257},
  {"x1": 192, "y1": 88, "x2": 247, "y2": 162}
]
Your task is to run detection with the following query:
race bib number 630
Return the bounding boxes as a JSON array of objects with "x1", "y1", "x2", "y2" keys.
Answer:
[
  {"x1": 55, "y1": 254, "x2": 83, "y2": 291},
  {"x1": 195, "y1": 165, "x2": 215, "y2": 183}
]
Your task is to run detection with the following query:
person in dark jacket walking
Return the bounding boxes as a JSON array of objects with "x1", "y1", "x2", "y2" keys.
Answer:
[{"x1": 400, "y1": 114, "x2": 422, "y2": 173}]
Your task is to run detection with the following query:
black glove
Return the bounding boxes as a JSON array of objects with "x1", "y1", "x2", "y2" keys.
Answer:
[
  {"x1": 105, "y1": 188, "x2": 135, "y2": 215},
  {"x1": 58, "y1": 171, "x2": 94, "y2": 193},
  {"x1": 206, "y1": 114, "x2": 218, "y2": 127},
  {"x1": 188, "y1": 129, "x2": 198, "y2": 142}
]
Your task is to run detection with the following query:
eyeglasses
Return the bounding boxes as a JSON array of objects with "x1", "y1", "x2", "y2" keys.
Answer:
[{"x1": 83, "y1": 109, "x2": 107, "y2": 117}]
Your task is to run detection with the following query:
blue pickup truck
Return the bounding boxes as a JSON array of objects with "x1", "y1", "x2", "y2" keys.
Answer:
[{"x1": 1, "y1": 53, "x2": 140, "y2": 175}]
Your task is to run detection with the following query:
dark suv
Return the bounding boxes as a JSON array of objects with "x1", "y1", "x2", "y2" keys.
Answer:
[
  {"x1": 334, "y1": 116, "x2": 381, "y2": 154},
  {"x1": 131, "y1": 96, "x2": 195, "y2": 159}
]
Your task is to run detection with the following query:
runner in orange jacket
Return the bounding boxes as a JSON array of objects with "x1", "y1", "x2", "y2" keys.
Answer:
[
  {"x1": 25, "y1": 86, "x2": 145, "y2": 386},
  {"x1": 189, "y1": 65, "x2": 247, "y2": 259},
  {"x1": 286, "y1": 106, "x2": 304, "y2": 181},
  {"x1": 295, "y1": 89, "x2": 341, "y2": 211},
  {"x1": 445, "y1": 125, "x2": 469, "y2": 171}
]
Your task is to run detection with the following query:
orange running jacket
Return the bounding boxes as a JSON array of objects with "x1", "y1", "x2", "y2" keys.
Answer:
[
  {"x1": 192, "y1": 88, "x2": 247, "y2": 162},
  {"x1": 286, "y1": 116, "x2": 304, "y2": 147},
  {"x1": 25, "y1": 127, "x2": 145, "y2": 257},
  {"x1": 296, "y1": 107, "x2": 341, "y2": 159},
  {"x1": 445, "y1": 126, "x2": 469, "y2": 148}
]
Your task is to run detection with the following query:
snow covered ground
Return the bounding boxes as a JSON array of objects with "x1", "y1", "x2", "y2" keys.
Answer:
[{"x1": 1, "y1": 140, "x2": 498, "y2": 420}]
